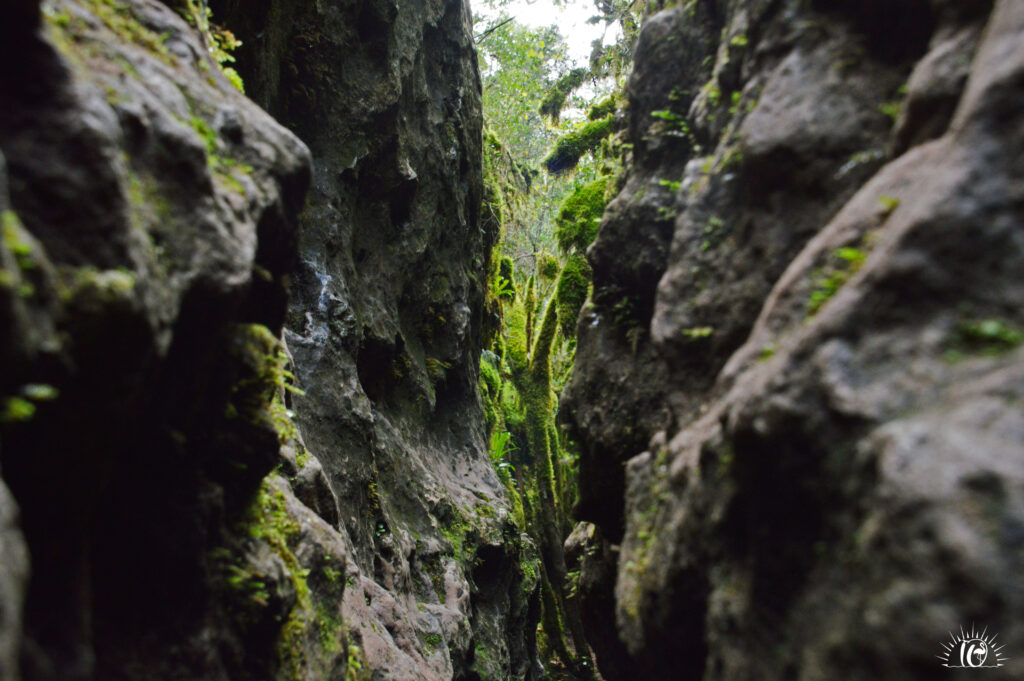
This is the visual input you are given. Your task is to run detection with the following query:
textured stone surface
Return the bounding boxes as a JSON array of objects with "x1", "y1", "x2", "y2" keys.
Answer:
[
  {"x1": 567, "y1": 0, "x2": 1023, "y2": 679},
  {"x1": 212, "y1": 0, "x2": 537, "y2": 678},
  {"x1": 0, "y1": 0, "x2": 314, "y2": 678},
  {"x1": 0, "y1": 0, "x2": 534, "y2": 677},
  {"x1": 0, "y1": 476, "x2": 28, "y2": 681}
]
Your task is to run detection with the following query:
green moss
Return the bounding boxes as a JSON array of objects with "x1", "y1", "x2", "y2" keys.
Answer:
[
  {"x1": 650, "y1": 109, "x2": 690, "y2": 134},
  {"x1": 536, "y1": 252, "x2": 560, "y2": 281},
  {"x1": 424, "y1": 357, "x2": 452, "y2": 382},
  {"x1": 179, "y1": 0, "x2": 245, "y2": 92},
  {"x1": 498, "y1": 256, "x2": 514, "y2": 285},
  {"x1": 423, "y1": 632, "x2": 443, "y2": 652},
  {"x1": 439, "y1": 512, "x2": 472, "y2": 564},
  {"x1": 2, "y1": 211, "x2": 39, "y2": 281},
  {"x1": 539, "y1": 67, "x2": 589, "y2": 122},
  {"x1": 554, "y1": 177, "x2": 608, "y2": 254},
  {"x1": 806, "y1": 247, "x2": 868, "y2": 317},
  {"x1": 1, "y1": 397, "x2": 36, "y2": 424},
  {"x1": 493, "y1": 256, "x2": 516, "y2": 302},
  {"x1": 233, "y1": 478, "x2": 350, "y2": 679},
  {"x1": 588, "y1": 93, "x2": 619, "y2": 121},
  {"x1": 226, "y1": 324, "x2": 304, "y2": 443},
  {"x1": 346, "y1": 643, "x2": 370, "y2": 681},
  {"x1": 879, "y1": 100, "x2": 901, "y2": 123},
  {"x1": 947, "y1": 319, "x2": 1023, "y2": 359},
  {"x1": 702, "y1": 79, "x2": 722, "y2": 108},
  {"x1": 58, "y1": 267, "x2": 136, "y2": 311},
  {"x1": 681, "y1": 326, "x2": 714, "y2": 340},
  {"x1": 554, "y1": 255, "x2": 591, "y2": 339},
  {"x1": 543, "y1": 116, "x2": 616, "y2": 174},
  {"x1": 75, "y1": 0, "x2": 176, "y2": 65},
  {"x1": 188, "y1": 115, "x2": 253, "y2": 193},
  {"x1": 877, "y1": 194, "x2": 900, "y2": 216},
  {"x1": 294, "y1": 445, "x2": 310, "y2": 469},
  {"x1": 480, "y1": 359, "x2": 501, "y2": 398}
]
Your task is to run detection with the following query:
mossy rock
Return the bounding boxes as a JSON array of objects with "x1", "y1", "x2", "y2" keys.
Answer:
[
  {"x1": 538, "y1": 67, "x2": 589, "y2": 122},
  {"x1": 536, "y1": 252, "x2": 560, "y2": 281},
  {"x1": 587, "y1": 93, "x2": 619, "y2": 121},
  {"x1": 543, "y1": 115, "x2": 616, "y2": 174},
  {"x1": 555, "y1": 177, "x2": 609, "y2": 254},
  {"x1": 555, "y1": 256, "x2": 591, "y2": 340}
]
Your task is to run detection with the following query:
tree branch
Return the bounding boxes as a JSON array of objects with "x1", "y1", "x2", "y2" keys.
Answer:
[{"x1": 475, "y1": 17, "x2": 515, "y2": 43}]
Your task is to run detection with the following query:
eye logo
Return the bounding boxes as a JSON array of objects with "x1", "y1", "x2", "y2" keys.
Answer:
[{"x1": 938, "y1": 625, "x2": 1008, "y2": 668}]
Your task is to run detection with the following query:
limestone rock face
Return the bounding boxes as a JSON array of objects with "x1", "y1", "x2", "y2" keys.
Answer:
[
  {"x1": 1, "y1": 0, "x2": 532, "y2": 677},
  {"x1": 566, "y1": 0, "x2": 1024, "y2": 679},
  {"x1": 212, "y1": 0, "x2": 537, "y2": 678},
  {"x1": 0, "y1": 0, "x2": 320, "y2": 678}
]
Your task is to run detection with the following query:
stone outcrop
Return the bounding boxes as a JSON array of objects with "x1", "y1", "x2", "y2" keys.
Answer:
[
  {"x1": 0, "y1": 0, "x2": 317, "y2": 678},
  {"x1": 566, "y1": 0, "x2": 1023, "y2": 679},
  {"x1": 210, "y1": 0, "x2": 538, "y2": 677},
  {"x1": 0, "y1": 0, "x2": 531, "y2": 679}
]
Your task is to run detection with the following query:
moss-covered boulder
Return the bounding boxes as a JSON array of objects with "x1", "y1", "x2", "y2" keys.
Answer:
[
  {"x1": 555, "y1": 255, "x2": 591, "y2": 340},
  {"x1": 555, "y1": 177, "x2": 610, "y2": 255}
]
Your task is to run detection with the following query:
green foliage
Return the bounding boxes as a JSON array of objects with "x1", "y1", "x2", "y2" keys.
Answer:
[
  {"x1": 474, "y1": 6, "x2": 630, "y2": 673},
  {"x1": 499, "y1": 255, "x2": 515, "y2": 284},
  {"x1": 877, "y1": 195, "x2": 900, "y2": 215},
  {"x1": 189, "y1": 115, "x2": 254, "y2": 190},
  {"x1": 702, "y1": 79, "x2": 722, "y2": 108},
  {"x1": 536, "y1": 252, "x2": 560, "y2": 281},
  {"x1": 555, "y1": 256, "x2": 591, "y2": 340},
  {"x1": 947, "y1": 319, "x2": 1023, "y2": 359},
  {"x1": 346, "y1": 644, "x2": 369, "y2": 681},
  {"x1": 2, "y1": 211, "x2": 37, "y2": 278},
  {"x1": 806, "y1": 247, "x2": 868, "y2": 317},
  {"x1": 227, "y1": 324, "x2": 304, "y2": 444},
  {"x1": 494, "y1": 276, "x2": 515, "y2": 301},
  {"x1": 1, "y1": 397, "x2": 36, "y2": 424},
  {"x1": 588, "y1": 93, "x2": 619, "y2": 121},
  {"x1": 682, "y1": 326, "x2": 714, "y2": 340},
  {"x1": 879, "y1": 100, "x2": 901, "y2": 123},
  {"x1": 543, "y1": 115, "x2": 616, "y2": 174},
  {"x1": 493, "y1": 256, "x2": 516, "y2": 301},
  {"x1": 554, "y1": 176, "x2": 609, "y2": 254},
  {"x1": 479, "y1": 358, "x2": 502, "y2": 431},
  {"x1": 180, "y1": 0, "x2": 245, "y2": 92},
  {"x1": 56, "y1": 0, "x2": 175, "y2": 64},
  {"x1": 650, "y1": 109, "x2": 689, "y2": 134},
  {"x1": 424, "y1": 357, "x2": 452, "y2": 382},
  {"x1": 477, "y1": 18, "x2": 570, "y2": 163},
  {"x1": 539, "y1": 67, "x2": 589, "y2": 122}
]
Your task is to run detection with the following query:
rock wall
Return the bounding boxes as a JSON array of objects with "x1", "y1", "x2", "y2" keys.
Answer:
[
  {"x1": 208, "y1": 0, "x2": 539, "y2": 679},
  {"x1": 566, "y1": 0, "x2": 1024, "y2": 679},
  {"x1": 0, "y1": 0, "x2": 530, "y2": 680},
  {"x1": 0, "y1": 0, "x2": 314, "y2": 678}
]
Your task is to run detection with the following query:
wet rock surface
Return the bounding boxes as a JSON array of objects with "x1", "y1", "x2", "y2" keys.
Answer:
[{"x1": 567, "y1": 0, "x2": 1023, "y2": 679}]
